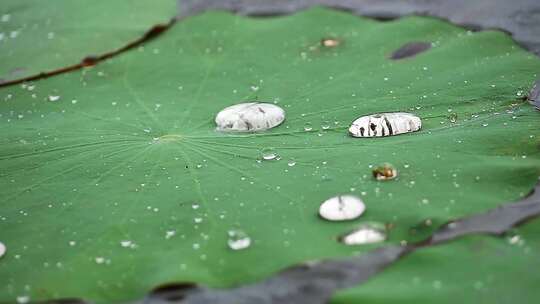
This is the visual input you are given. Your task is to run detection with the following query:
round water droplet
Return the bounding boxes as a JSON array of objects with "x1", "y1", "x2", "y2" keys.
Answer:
[
  {"x1": 319, "y1": 195, "x2": 366, "y2": 221},
  {"x1": 339, "y1": 223, "x2": 387, "y2": 245},
  {"x1": 447, "y1": 112, "x2": 458, "y2": 123},
  {"x1": 349, "y1": 112, "x2": 421, "y2": 137},
  {"x1": 303, "y1": 122, "x2": 313, "y2": 131},
  {"x1": 321, "y1": 121, "x2": 331, "y2": 130},
  {"x1": 227, "y1": 229, "x2": 251, "y2": 250},
  {"x1": 215, "y1": 102, "x2": 285, "y2": 132},
  {"x1": 0, "y1": 241, "x2": 6, "y2": 258},
  {"x1": 372, "y1": 163, "x2": 398, "y2": 181}
]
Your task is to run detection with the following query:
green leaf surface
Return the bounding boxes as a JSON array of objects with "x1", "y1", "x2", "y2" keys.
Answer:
[
  {"x1": 0, "y1": 0, "x2": 176, "y2": 82},
  {"x1": 0, "y1": 7, "x2": 539, "y2": 303}
]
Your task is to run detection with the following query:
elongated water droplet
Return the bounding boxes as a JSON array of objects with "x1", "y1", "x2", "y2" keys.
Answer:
[
  {"x1": 227, "y1": 229, "x2": 251, "y2": 250},
  {"x1": 261, "y1": 148, "x2": 279, "y2": 161},
  {"x1": 339, "y1": 223, "x2": 387, "y2": 245},
  {"x1": 319, "y1": 195, "x2": 365, "y2": 221},
  {"x1": 349, "y1": 112, "x2": 421, "y2": 137},
  {"x1": 48, "y1": 95, "x2": 60, "y2": 102},
  {"x1": 321, "y1": 38, "x2": 341, "y2": 48},
  {"x1": 0, "y1": 241, "x2": 5, "y2": 259},
  {"x1": 215, "y1": 102, "x2": 285, "y2": 132},
  {"x1": 372, "y1": 163, "x2": 398, "y2": 181}
]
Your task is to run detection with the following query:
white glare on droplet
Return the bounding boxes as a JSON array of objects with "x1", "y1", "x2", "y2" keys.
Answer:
[
  {"x1": 48, "y1": 95, "x2": 60, "y2": 102},
  {"x1": 16, "y1": 296, "x2": 30, "y2": 304},
  {"x1": 319, "y1": 195, "x2": 366, "y2": 221},
  {"x1": 0, "y1": 241, "x2": 6, "y2": 258},
  {"x1": 227, "y1": 229, "x2": 251, "y2": 250},
  {"x1": 339, "y1": 223, "x2": 387, "y2": 245}
]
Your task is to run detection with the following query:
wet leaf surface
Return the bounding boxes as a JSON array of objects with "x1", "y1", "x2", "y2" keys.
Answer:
[{"x1": 1, "y1": 6, "x2": 540, "y2": 304}]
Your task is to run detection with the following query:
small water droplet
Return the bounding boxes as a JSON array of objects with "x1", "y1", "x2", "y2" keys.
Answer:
[
  {"x1": 287, "y1": 160, "x2": 296, "y2": 167},
  {"x1": 95, "y1": 257, "x2": 105, "y2": 264},
  {"x1": 319, "y1": 195, "x2": 366, "y2": 221},
  {"x1": 303, "y1": 122, "x2": 313, "y2": 131},
  {"x1": 0, "y1": 241, "x2": 6, "y2": 258},
  {"x1": 120, "y1": 240, "x2": 135, "y2": 248},
  {"x1": 372, "y1": 163, "x2": 398, "y2": 181},
  {"x1": 261, "y1": 148, "x2": 279, "y2": 161},
  {"x1": 165, "y1": 230, "x2": 176, "y2": 239},
  {"x1": 48, "y1": 95, "x2": 60, "y2": 102},
  {"x1": 321, "y1": 38, "x2": 340, "y2": 48},
  {"x1": 321, "y1": 121, "x2": 331, "y2": 130},
  {"x1": 339, "y1": 223, "x2": 387, "y2": 245},
  {"x1": 227, "y1": 229, "x2": 251, "y2": 250},
  {"x1": 447, "y1": 112, "x2": 458, "y2": 123}
]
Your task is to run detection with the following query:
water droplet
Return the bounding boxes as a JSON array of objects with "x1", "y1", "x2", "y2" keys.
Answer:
[
  {"x1": 120, "y1": 240, "x2": 135, "y2": 248},
  {"x1": 0, "y1": 241, "x2": 6, "y2": 258},
  {"x1": 287, "y1": 160, "x2": 296, "y2": 167},
  {"x1": 261, "y1": 148, "x2": 279, "y2": 161},
  {"x1": 321, "y1": 121, "x2": 331, "y2": 130},
  {"x1": 303, "y1": 122, "x2": 313, "y2": 131},
  {"x1": 165, "y1": 230, "x2": 176, "y2": 239},
  {"x1": 349, "y1": 112, "x2": 421, "y2": 137},
  {"x1": 227, "y1": 229, "x2": 251, "y2": 250},
  {"x1": 447, "y1": 112, "x2": 458, "y2": 123},
  {"x1": 372, "y1": 163, "x2": 398, "y2": 181},
  {"x1": 215, "y1": 102, "x2": 285, "y2": 132},
  {"x1": 319, "y1": 195, "x2": 366, "y2": 221},
  {"x1": 95, "y1": 257, "x2": 105, "y2": 264},
  {"x1": 192, "y1": 203, "x2": 200, "y2": 210},
  {"x1": 339, "y1": 223, "x2": 387, "y2": 245},
  {"x1": 321, "y1": 38, "x2": 340, "y2": 48},
  {"x1": 48, "y1": 95, "x2": 60, "y2": 102},
  {"x1": 16, "y1": 296, "x2": 30, "y2": 304}
]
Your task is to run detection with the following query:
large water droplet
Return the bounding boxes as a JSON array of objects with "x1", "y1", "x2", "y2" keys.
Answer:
[
  {"x1": 372, "y1": 163, "x2": 398, "y2": 181},
  {"x1": 0, "y1": 241, "x2": 5, "y2": 258},
  {"x1": 349, "y1": 112, "x2": 421, "y2": 137},
  {"x1": 339, "y1": 223, "x2": 387, "y2": 245},
  {"x1": 215, "y1": 102, "x2": 285, "y2": 132},
  {"x1": 227, "y1": 229, "x2": 251, "y2": 250},
  {"x1": 319, "y1": 195, "x2": 366, "y2": 221}
]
